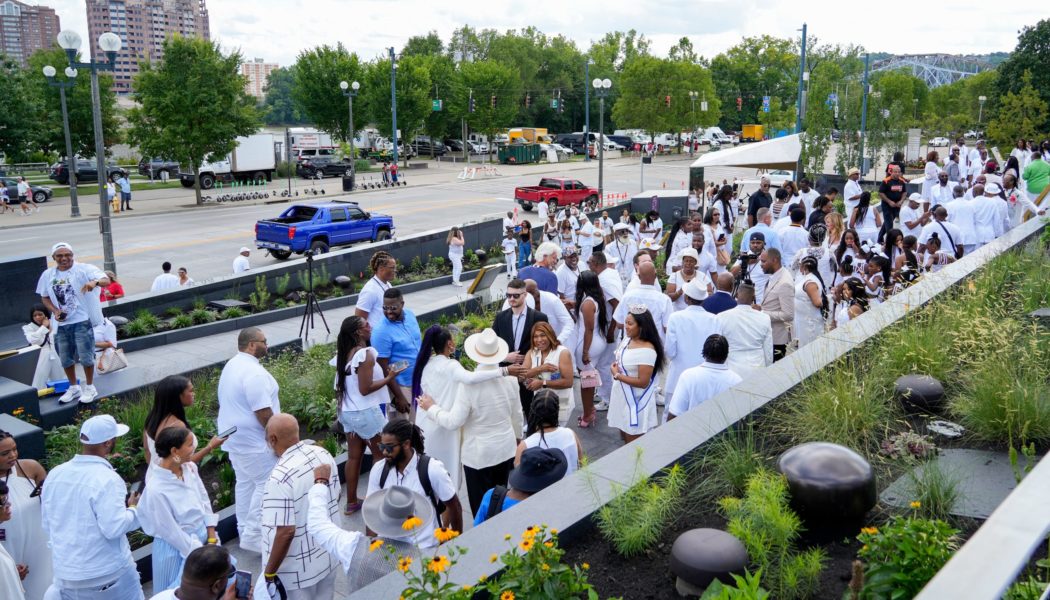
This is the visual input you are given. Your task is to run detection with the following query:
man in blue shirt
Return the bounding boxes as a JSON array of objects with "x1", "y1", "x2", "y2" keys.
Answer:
[
  {"x1": 739, "y1": 207, "x2": 781, "y2": 253},
  {"x1": 372, "y1": 288, "x2": 421, "y2": 419},
  {"x1": 115, "y1": 173, "x2": 133, "y2": 211},
  {"x1": 517, "y1": 241, "x2": 561, "y2": 295}
]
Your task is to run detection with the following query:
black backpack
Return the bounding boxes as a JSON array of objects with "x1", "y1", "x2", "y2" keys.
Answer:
[
  {"x1": 379, "y1": 454, "x2": 446, "y2": 514},
  {"x1": 485, "y1": 485, "x2": 510, "y2": 521}
]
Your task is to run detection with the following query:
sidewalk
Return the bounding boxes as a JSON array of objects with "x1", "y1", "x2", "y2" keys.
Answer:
[{"x1": 0, "y1": 153, "x2": 700, "y2": 230}]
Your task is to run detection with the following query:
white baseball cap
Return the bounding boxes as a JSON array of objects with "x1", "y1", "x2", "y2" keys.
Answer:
[
  {"x1": 239, "y1": 247, "x2": 251, "y2": 254},
  {"x1": 79, "y1": 414, "x2": 130, "y2": 444},
  {"x1": 908, "y1": 192, "x2": 923, "y2": 203}
]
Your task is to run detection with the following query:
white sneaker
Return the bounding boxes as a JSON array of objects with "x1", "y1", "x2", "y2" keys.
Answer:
[
  {"x1": 656, "y1": 394, "x2": 666, "y2": 407},
  {"x1": 452, "y1": 281, "x2": 463, "y2": 287},
  {"x1": 593, "y1": 399, "x2": 610, "y2": 411},
  {"x1": 58, "y1": 385, "x2": 81, "y2": 404},
  {"x1": 80, "y1": 384, "x2": 99, "y2": 404}
]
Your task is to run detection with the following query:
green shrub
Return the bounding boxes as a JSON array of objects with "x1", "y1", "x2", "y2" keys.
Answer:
[
  {"x1": 190, "y1": 308, "x2": 215, "y2": 325},
  {"x1": 45, "y1": 424, "x2": 81, "y2": 469},
  {"x1": 170, "y1": 314, "x2": 194, "y2": 329},
  {"x1": 908, "y1": 460, "x2": 961, "y2": 522},
  {"x1": 164, "y1": 306, "x2": 183, "y2": 318},
  {"x1": 719, "y1": 470, "x2": 824, "y2": 600},
  {"x1": 221, "y1": 306, "x2": 248, "y2": 320},
  {"x1": 856, "y1": 514, "x2": 959, "y2": 599},
  {"x1": 952, "y1": 350, "x2": 1050, "y2": 445},
  {"x1": 701, "y1": 423, "x2": 767, "y2": 499},
  {"x1": 124, "y1": 320, "x2": 150, "y2": 337},
  {"x1": 192, "y1": 296, "x2": 207, "y2": 310},
  {"x1": 700, "y1": 570, "x2": 770, "y2": 600},
  {"x1": 274, "y1": 273, "x2": 292, "y2": 296},
  {"x1": 594, "y1": 450, "x2": 687, "y2": 557},
  {"x1": 273, "y1": 299, "x2": 287, "y2": 309},
  {"x1": 133, "y1": 309, "x2": 160, "y2": 332},
  {"x1": 297, "y1": 264, "x2": 330, "y2": 292},
  {"x1": 249, "y1": 275, "x2": 270, "y2": 312}
]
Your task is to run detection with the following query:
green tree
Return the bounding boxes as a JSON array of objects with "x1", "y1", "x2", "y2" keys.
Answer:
[
  {"x1": 0, "y1": 55, "x2": 38, "y2": 161},
  {"x1": 291, "y1": 44, "x2": 364, "y2": 141},
  {"x1": 402, "y1": 31, "x2": 444, "y2": 57},
  {"x1": 25, "y1": 47, "x2": 121, "y2": 158},
  {"x1": 711, "y1": 35, "x2": 798, "y2": 132},
  {"x1": 454, "y1": 59, "x2": 521, "y2": 157},
  {"x1": 262, "y1": 66, "x2": 306, "y2": 126},
  {"x1": 360, "y1": 55, "x2": 433, "y2": 161},
  {"x1": 996, "y1": 19, "x2": 1050, "y2": 132},
  {"x1": 988, "y1": 71, "x2": 1049, "y2": 147},
  {"x1": 668, "y1": 37, "x2": 703, "y2": 65},
  {"x1": 420, "y1": 54, "x2": 458, "y2": 148},
  {"x1": 126, "y1": 36, "x2": 260, "y2": 205},
  {"x1": 587, "y1": 30, "x2": 651, "y2": 71},
  {"x1": 611, "y1": 56, "x2": 675, "y2": 137},
  {"x1": 667, "y1": 61, "x2": 720, "y2": 151}
]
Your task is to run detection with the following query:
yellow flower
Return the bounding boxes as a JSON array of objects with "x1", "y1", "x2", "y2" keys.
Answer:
[
  {"x1": 522, "y1": 525, "x2": 538, "y2": 541},
  {"x1": 368, "y1": 539, "x2": 384, "y2": 553},
  {"x1": 427, "y1": 555, "x2": 451, "y2": 574},
  {"x1": 490, "y1": 553, "x2": 499, "y2": 563},
  {"x1": 434, "y1": 527, "x2": 460, "y2": 543},
  {"x1": 862, "y1": 544, "x2": 869, "y2": 552},
  {"x1": 519, "y1": 538, "x2": 534, "y2": 552},
  {"x1": 582, "y1": 562, "x2": 590, "y2": 570},
  {"x1": 541, "y1": 563, "x2": 550, "y2": 571},
  {"x1": 501, "y1": 592, "x2": 515, "y2": 600},
  {"x1": 462, "y1": 585, "x2": 473, "y2": 592},
  {"x1": 910, "y1": 501, "x2": 922, "y2": 509},
  {"x1": 860, "y1": 526, "x2": 879, "y2": 535},
  {"x1": 478, "y1": 575, "x2": 487, "y2": 583},
  {"x1": 550, "y1": 528, "x2": 559, "y2": 535},
  {"x1": 397, "y1": 556, "x2": 413, "y2": 573},
  {"x1": 401, "y1": 516, "x2": 423, "y2": 531},
  {"x1": 544, "y1": 541, "x2": 554, "y2": 548},
  {"x1": 504, "y1": 534, "x2": 512, "y2": 541}
]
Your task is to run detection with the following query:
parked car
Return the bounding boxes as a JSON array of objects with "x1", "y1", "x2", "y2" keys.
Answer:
[
  {"x1": 607, "y1": 135, "x2": 635, "y2": 150},
  {"x1": 928, "y1": 136, "x2": 950, "y2": 147},
  {"x1": 538, "y1": 143, "x2": 574, "y2": 159},
  {"x1": 254, "y1": 201, "x2": 395, "y2": 259},
  {"x1": 1, "y1": 177, "x2": 52, "y2": 203},
  {"x1": 514, "y1": 177, "x2": 599, "y2": 212},
  {"x1": 293, "y1": 147, "x2": 338, "y2": 163},
  {"x1": 964, "y1": 130, "x2": 982, "y2": 139},
  {"x1": 409, "y1": 136, "x2": 448, "y2": 156},
  {"x1": 550, "y1": 143, "x2": 576, "y2": 157},
  {"x1": 137, "y1": 157, "x2": 181, "y2": 178},
  {"x1": 296, "y1": 156, "x2": 356, "y2": 179},
  {"x1": 554, "y1": 133, "x2": 586, "y2": 154},
  {"x1": 49, "y1": 159, "x2": 127, "y2": 185}
]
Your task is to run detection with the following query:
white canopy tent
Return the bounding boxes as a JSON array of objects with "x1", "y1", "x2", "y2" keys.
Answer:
[{"x1": 690, "y1": 134, "x2": 802, "y2": 171}]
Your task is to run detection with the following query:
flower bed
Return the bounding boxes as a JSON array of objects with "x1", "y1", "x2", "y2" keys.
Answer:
[{"x1": 561, "y1": 242, "x2": 1050, "y2": 598}]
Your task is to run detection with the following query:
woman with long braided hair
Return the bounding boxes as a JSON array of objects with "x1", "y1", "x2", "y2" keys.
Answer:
[{"x1": 794, "y1": 255, "x2": 830, "y2": 348}]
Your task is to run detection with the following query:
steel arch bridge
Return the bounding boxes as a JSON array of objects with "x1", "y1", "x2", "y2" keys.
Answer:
[{"x1": 872, "y1": 54, "x2": 993, "y2": 87}]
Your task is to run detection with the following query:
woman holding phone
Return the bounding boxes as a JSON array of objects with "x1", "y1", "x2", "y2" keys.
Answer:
[
  {"x1": 0, "y1": 430, "x2": 50, "y2": 599},
  {"x1": 143, "y1": 375, "x2": 227, "y2": 478}
]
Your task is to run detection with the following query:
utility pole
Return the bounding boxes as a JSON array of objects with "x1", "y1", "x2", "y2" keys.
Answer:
[
  {"x1": 389, "y1": 47, "x2": 399, "y2": 168},
  {"x1": 859, "y1": 53, "x2": 871, "y2": 175},
  {"x1": 584, "y1": 59, "x2": 591, "y2": 162},
  {"x1": 795, "y1": 22, "x2": 807, "y2": 178}
]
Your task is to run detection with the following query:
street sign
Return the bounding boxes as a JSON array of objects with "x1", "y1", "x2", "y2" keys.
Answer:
[
  {"x1": 551, "y1": 99, "x2": 559, "y2": 109},
  {"x1": 762, "y1": 96, "x2": 770, "y2": 113},
  {"x1": 700, "y1": 101, "x2": 708, "y2": 112},
  {"x1": 432, "y1": 99, "x2": 442, "y2": 111}
]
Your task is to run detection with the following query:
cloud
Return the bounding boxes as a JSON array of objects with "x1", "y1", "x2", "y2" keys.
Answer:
[{"x1": 42, "y1": 0, "x2": 1044, "y2": 70}]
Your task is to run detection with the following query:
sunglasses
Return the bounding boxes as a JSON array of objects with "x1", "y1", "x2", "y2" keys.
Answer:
[
  {"x1": 377, "y1": 442, "x2": 400, "y2": 453},
  {"x1": 381, "y1": 304, "x2": 402, "y2": 312},
  {"x1": 506, "y1": 292, "x2": 525, "y2": 299}
]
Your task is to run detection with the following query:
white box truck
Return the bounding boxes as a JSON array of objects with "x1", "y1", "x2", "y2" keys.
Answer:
[
  {"x1": 701, "y1": 127, "x2": 737, "y2": 145},
  {"x1": 179, "y1": 134, "x2": 277, "y2": 190}
]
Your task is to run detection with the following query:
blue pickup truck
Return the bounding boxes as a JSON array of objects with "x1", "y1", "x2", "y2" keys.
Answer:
[{"x1": 254, "y1": 201, "x2": 395, "y2": 260}]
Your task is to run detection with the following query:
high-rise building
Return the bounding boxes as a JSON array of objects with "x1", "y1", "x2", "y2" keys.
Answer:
[
  {"x1": 242, "y1": 57, "x2": 278, "y2": 99},
  {"x1": 85, "y1": 0, "x2": 210, "y2": 94},
  {"x1": 0, "y1": 0, "x2": 61, "y2": 67}
]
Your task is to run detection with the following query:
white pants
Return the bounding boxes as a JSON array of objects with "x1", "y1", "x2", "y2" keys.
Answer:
[
  {"x1": 594, "y1": 336, "x2": 616, "y2": 402},
  {"x1": 450, "y1": 253, "x2": 463, "y2": 283},
  {"x1": 504, "y1": 252, "x2": 517, "y2": 276},
  {"x1": 229, "y1": 450, "x2": 277, "y2": 553},
  {"x1": 52, "y1": 564, "x2": 143, "y2": 600}
]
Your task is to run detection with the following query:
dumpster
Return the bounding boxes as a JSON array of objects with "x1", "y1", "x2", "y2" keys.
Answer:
[
  {"x1": 342, "y1": 168, "x2": 355, "y2": 192},
  {"x1": 498, "y1": 143, "x2": 540, "y2": 165}
]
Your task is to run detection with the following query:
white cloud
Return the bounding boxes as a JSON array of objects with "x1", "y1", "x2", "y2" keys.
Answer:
[{"x1": 43, "y1": 0, "x2": 1043, "y2": 68}]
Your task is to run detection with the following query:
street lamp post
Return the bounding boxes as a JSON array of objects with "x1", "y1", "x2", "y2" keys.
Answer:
[
  {"x1": 42, "y1": 64, "x2": 80, "y2": 218},
  {"x1": 388, "y1": 48, "x2": 399, "y2": 169},
  {"x1": 688, "y1": 90, "x2": 698, "y2": 157},
  {"x1": 57, "y1": 29, "x2": 121, "y2": 274},
  {"x1": 584, "y1": 59, "x2": 593, "y2": 162},
  {"x1": 592, "y1": 77, "x2": 612, "y2": 203},
  {"x1": 977, "y1": 95, "x2": 987, "y2": 126},
  {"x1": 339, "y1": 80, "x2": 360, "y2": 160}
]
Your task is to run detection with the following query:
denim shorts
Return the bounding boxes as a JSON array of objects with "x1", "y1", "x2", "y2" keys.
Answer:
[
  {"x1": 338, "y1": 406, "x2": 385, "y2": 439},
  {"x1": 54, "y1": 320, "x2": 95, "y2": 368}
]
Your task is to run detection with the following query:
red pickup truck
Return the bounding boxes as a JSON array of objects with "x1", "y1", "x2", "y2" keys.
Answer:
[{"x1": 514, "y1": 177, "x2": 600, "y2": 212}]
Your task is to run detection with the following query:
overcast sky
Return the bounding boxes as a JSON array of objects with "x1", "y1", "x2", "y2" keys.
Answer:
[{"x1": 46, "y1": 0, "x2": 1044, "y2": 67}]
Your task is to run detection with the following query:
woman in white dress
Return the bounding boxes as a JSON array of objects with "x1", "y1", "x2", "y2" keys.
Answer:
[
  {"x1": 447, "y1": 226, "x2": 465, "y2": 286},
  {"x1": 143, "y1": 376, "x2": 226, "y2": 479},
  {"x1": 832, "y1": 279, "x2": 869, "y2": 329},
  {"x1": 666, "y1": 248, "x2": 711, "y2": 311},
  {"x1": 22, "y1": 304, "x2": 63, "y2": 389},
  {"x1": 794, "y1": 256, "x2": 829, "y2": 348},
  {"x1": 608, "y1": 306, "x2": 665, "y2": 443},
  {"x1": 824, "y1": 212, "x2": 845, "y2": 253},
  {"x1": 0, "y1": 481, "x2": 25, "y2": 600},
  {"x1": 559, "y1": 219, "x2": 577, "y2": 254},
  {"x1": 0, "y1": 432, "x2": 49, "y2": 599},
  {"x1": 515, "y1": 390, "x2": 583, "y2": 475},
  {"x1": 412, "y1": 325, "x2": 505, "y2": 490},
  {"x1": 573, "y1": 271, "x2": 608, "y2": 429},
  {"x1": 702, "y1": 207, "x2": 730, "y2": 274},
  {"x1": 137, "y1": 427, "x2": 219, "y2": 591},
  {"x1": 1004, "y1": 173, "x2": 1044, "y2": 228},
  {"x1": 922, "y1": 151, "x2": 940, "y2": 203},
  {"x1": 522, "y1": 322, "x2": 575, "y2": 427},
  {"x1": 849, "y1": 191, "x2": 883, "y2": 247},
  {"x1": 791, "y1": 224, "x2": 836, "y2": 286}
]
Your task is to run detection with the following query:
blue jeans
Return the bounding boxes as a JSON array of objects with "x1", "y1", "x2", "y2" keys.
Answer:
[
  {"x1": 54, "y1": 320, "x2": 95, "y2": 368},
  {"x1": 518, "y1": 240, "x2": 531, "y2": 268},
  {"x1": 338, "y1": 406, "x2": 385, "y2": 439}
]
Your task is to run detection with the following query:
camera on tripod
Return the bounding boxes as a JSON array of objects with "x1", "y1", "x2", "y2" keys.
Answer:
[{"x1": 303, "y1": 248, "x2": 315, "y2": 258}]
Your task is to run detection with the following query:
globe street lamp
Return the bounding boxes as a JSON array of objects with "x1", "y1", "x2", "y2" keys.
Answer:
[
  {"x1": 688, "y1": 90, "x2": 699, "y2": 157},
  {"x1": 339, "y1": 80, "x2": 360, "y2": 162},
  {"x1": 978, "y1": 95, "x2": 987, "y2": 126},
  {"x1": 43, "y1": 64, "x2": 81, "y2": 217},
  {"x1": 592, "y1": 77, "x2": 612, "y2": 203},
  {"x1": 57, "y1": 29, "x2": 121, "y2": 274}
]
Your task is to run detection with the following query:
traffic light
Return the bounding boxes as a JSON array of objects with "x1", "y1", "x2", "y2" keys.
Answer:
[
  {"x1": 558, "y1": 98, "x2": 564, "y2": 113},
  {"x1": 736, "y1": 97, "x2": 742, "y2": 111},
  {"x1": 468, "y1": 96, "x2": 476, "y2": 113},
  {"x1": 665, "y1": 95, "x2": 671, "y2": 108},
  {"x1": 490, "y1": 95, "x2": 497, "y2": 108},
  {"x1": 525, "y1": 93, "x2": 531, "y2": 108}
]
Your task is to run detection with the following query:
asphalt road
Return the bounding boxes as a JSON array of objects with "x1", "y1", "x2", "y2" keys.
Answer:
[{"x1": 7, "y1": 157, "x2": 745, "y2": 294}]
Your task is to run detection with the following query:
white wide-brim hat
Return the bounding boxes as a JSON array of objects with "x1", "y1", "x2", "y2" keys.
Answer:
[{"x1": 464, "y1": 327, "x2": 509, "y2": 365}]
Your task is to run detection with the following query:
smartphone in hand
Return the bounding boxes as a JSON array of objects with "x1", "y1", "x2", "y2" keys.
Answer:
[
  {"x1": 235, "y1": 571, "x2": 252, "y2": 599},
  {"x1": 218, "y1": 426, "x2": 237, "y2": 439}
]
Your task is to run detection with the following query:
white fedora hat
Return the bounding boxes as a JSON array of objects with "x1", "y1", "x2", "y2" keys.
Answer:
[{"x1": 464, "y1": 328, "x2": 509, "y2": 365}]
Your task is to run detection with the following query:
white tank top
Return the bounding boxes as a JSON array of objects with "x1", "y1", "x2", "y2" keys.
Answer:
[{"x1": 524, "y1": 427, "x2": 579, "y2": 474}]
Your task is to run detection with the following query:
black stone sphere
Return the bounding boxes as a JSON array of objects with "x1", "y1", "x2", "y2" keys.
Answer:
[
  {"x1": 109, "y1": 315, "x2": 129, "y2": 327},
  {"x1": 475, "y1": 249, "x2": 487, "y2": 263},
  {"x1": 669, "y1": 528, "x2": 748, "y2": 589},
  {"x1": 778, "y1": 442, "x2": 876, "y2": 537},
  {"x1": 895, "y1": 375, "x2": 945, "y2": 414},
  {"x1": 334, "y1": 275, "x2": 353, "y2": 290}
]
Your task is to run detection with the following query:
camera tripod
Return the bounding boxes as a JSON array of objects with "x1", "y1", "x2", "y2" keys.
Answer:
[{"x1": 299, "y1": 251, "x2": 330, "y2": 340}]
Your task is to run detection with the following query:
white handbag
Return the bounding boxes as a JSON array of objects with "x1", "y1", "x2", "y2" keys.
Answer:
[{"x1": 96, "y1": 348, "x2": 129, "y2": 373}]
